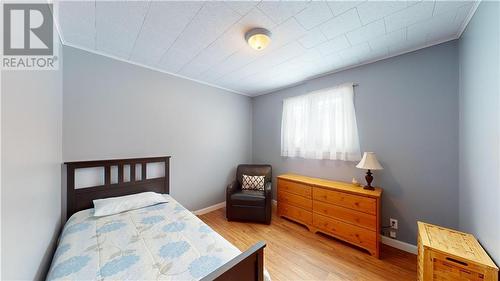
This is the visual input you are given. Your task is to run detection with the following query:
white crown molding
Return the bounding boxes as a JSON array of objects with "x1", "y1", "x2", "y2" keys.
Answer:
[
  {"x1": 192, "y1": 201, "x2": 226, "y2": 216},
  {"x1": 61, "y1": 43, "x2": 251, "y2": 97},
  {"x1": 47, "y1": 0, "x2": 65, "y2": 46},
  {"x1": 457, "y1": 0, "x2": 481, "y2": 38},
  {"x1": 63, "y1": 35, "x2": 460, "y2": 98}
]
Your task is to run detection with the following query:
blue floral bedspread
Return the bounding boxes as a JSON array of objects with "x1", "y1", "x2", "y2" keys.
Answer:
[{"x1": 46, "y1": 195, "x2": 250, "y2": 280}]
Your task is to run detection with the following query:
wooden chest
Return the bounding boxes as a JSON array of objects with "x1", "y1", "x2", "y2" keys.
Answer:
[
  {"x1": 417, "y1": 222, "x2": 498, "y2": 281},
  {"x1": 277, "y1": 174, "x2": 382, "y2": 258}
]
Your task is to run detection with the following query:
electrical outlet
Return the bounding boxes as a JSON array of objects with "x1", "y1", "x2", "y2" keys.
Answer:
[
  {"x1": 389, "y1": 230, "x2": 397, "y2": 239},
  {"x1": 390, "y1": 218, "x2": 398, "y2": 229}
]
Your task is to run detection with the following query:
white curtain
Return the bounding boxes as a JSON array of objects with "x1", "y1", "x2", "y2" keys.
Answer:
[{"x1": 281, "y1": 83, "x2": 361, "y2": 161}]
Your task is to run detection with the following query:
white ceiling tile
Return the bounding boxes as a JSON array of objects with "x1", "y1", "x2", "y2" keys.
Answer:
[
  {"x1": 237, "y1": 7, "x2": 277, "y2": 32},
  {"x1": 262, "y1": 41, "x2": 305, "y2": 67},
  {"x1": 321, "y1": 52, "x2": 344, "y2": 66},
  {"x1": 434, "y1": 1, "x2": 471, "y2": 16},
  {"x1": 201, "y1": 49, "x2": 259, "y2": 81},
  {"x1": 338, "y1": 42, "x2": 371, "y2": 63},
  {"x1": 158, "y1": 47, "x2": 196, "y2": 73},
  {"x1": 346, "y1": 19, "x2": 386, "y2": 45},
  {"x1": 287, "y1": 49, "x2": 323, "y2": 66},
  {"x1": 178, "y1": 8, "x2": 276, "y2": 77},
  {"x1": 315, "y1": 35, "x2": 350, "y2": 55},
  {"x1": 270, "y1": 17, "x2": 307, "y2": 48},
  {"x1": 368, "y1": 28, "x2": 406, "y2": 50},
  {"x1": 358, "y1": 46, "x2": 389, "y2": 62},
  {"x1": 159, "y1": 1, "x2": 241, "y2": 72},
  {"x1": 182, "y1": 43, "x2": 242, "y2": 78},
  {"x1": 257, "y1": 1, "x2": 309, "y2": 24},
  {"x1": 320, "y1": 8, "x2": 362, "y2": 39},
  {"x1": 58, "y1": 0, "x2": 475, "y2": 95},
  {"x1": 295, "y1": 1, "x2": 333, "y2": 30},
  {"x1": 224, "y1": 0, "x2": 259, "y2": 16},
  {"x1": 388, "y1": 36, "x2": 423, "y2": 55},
  {"x1": 233, "y1": 41, "x2": 306, "y2": 79},
  {"x1": 356, "y1": 1, "x2": 407, "y2": 25},
  {"x1": 129, "y1": 1, "x2": 202, "y2": 65},
  {"x1": 172, "y1": 1, "x2": 241, "y2": 49},
  {"x1": 327, "y1": 1, "x2": 364, "y2": 16},
  {"x1": 454, "y1": 3, "x2": 475, "y2": 26},
  {"x1": 384, "y1": 1, "x2": 435, "y2": 33},
  {"x1": 95, "y1": 1, "x2": 149, "y2": 58},
  {"x1": 298, "y1": 27, "x2": 328, "y2": 48},
  {"x1": 56, "y1": 1, "x2": 95, "y2": 49},
  {"x1": 407, "y1": 9, "x2": 458, "y2": 44}
]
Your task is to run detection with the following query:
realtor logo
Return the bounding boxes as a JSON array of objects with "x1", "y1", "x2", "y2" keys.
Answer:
[{"x1": 2, "y1": 3, "x2": 58, "y2": 70}]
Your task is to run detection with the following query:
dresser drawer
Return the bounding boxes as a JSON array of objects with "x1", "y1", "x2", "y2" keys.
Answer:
[
  {"x1": 279, "y1": 202, "x2": 312, "y2": 225},
  {"x1": 313, "y1": 201, "x2": 376, "y2": 230},
  {"x1": 313, "y1": 188, "x2": 376, "y2": 215},
  {"x1": 278, "y1": 179, "x2": 312, "y2": 198},
  {"x1": 313, "y1": 213, "x2": 376, "y2": 251},
  {"x1": 278, "y1": 191, "x2": 312, "y2": 211}
]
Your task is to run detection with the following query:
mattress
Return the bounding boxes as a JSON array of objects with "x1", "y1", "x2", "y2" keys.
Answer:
[{"x1": 47, "y1": 195, "x2": 269, "y2": 280}]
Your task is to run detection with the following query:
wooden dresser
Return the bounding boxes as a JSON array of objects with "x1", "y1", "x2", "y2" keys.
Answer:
[
  {"x1": 418, "y1": 222, "x2": 498, "y2": 281},
  {"x1": 277, "y1": 174, "x2": 382, "y2": 258}
]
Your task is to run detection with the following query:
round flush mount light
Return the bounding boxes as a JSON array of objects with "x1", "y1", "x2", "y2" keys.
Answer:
[{"x1": 245, "y1": 28, "x2": 272, "y2": 51}]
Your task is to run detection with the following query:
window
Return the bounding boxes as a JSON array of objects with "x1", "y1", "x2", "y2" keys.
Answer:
[{"x1": 281, "y1": 83, "x2": 361, "y2": 161}]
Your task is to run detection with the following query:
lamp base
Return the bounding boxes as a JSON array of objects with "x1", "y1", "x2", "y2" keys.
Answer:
[{"x1": 363, "y1": 169, "x2": 375, "y2": 190}]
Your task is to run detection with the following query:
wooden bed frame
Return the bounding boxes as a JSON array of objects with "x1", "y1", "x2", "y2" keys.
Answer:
[{"x1": 65, "y1": 156, "x2": 266, "y2": 281}]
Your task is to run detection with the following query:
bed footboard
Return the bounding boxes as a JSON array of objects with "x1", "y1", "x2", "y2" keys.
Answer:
[{"x1": 200, "y1": 241, "x2": 266, "y2": 281}]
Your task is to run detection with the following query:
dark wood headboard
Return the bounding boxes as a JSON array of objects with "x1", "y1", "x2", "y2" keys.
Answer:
[{"x1": 65, "y1": 156, "x2": 170, "y2": 219}]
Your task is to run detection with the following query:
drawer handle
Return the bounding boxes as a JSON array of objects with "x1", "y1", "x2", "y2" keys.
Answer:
[
  {"x1": 459, "y1": 269, "x2": 472, "y2": 275},
  {"x1": 354, "y1": 202, "x2": 360, "y2": 206},
  {"x1": 445, "y1": 257, "x2": 468, "y2": 267}
]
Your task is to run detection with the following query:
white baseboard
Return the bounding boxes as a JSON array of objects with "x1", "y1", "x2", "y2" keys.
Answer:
[
  {"x1": 192, "y1": 201, "x2": 226, "y2": 215},
  {"x1": 381, "y1": 236, "x2": 417, "y2": 254}
]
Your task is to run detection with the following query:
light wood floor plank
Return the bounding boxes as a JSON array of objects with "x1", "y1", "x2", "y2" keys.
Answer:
[{"x1": 198, "y1": 207, "x2": 417, "y2": 281}]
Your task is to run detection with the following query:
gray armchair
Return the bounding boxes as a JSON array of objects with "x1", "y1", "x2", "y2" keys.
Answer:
[{"x1": 226, "y1": 164, "x2": 272, "y2": 224}]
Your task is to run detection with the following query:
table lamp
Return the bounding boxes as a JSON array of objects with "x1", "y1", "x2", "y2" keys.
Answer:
[{"x1": 356, "y1": 152, "x2": 383, "y2": 190}]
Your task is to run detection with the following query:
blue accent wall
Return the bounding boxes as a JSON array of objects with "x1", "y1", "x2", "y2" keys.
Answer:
[
  {"x1": 252, "y1": 41, "x2": 460, "y2": 245},
  {"x1": 458, "y1": 1, "x2": 500, "y2": 262}
]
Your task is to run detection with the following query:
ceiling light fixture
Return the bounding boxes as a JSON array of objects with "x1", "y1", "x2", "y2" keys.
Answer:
[{"x1": 245, "y1": 28, "x2": 272, "y2": 51}]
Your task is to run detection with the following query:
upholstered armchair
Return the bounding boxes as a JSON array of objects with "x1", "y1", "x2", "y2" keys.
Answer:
[{"x1": 226, "y1": 164, "x2": 272, "y2": 224}]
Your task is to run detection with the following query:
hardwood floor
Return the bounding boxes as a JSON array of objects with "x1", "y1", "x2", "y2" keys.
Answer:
[{"x1": 198, "y1": 207, "x2": 417, "y2": 281}]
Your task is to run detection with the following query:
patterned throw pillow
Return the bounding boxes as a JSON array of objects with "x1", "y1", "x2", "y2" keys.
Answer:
[{"x1": 241, "y1": 175, "x2": 265, "y2": 191}]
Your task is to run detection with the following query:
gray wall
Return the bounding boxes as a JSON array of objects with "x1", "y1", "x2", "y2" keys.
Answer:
[
  {"x1": 458, "y1": 2, "x2": 500, "y2": 262},
  {"x1": 1, "y1": 48, "x2": 63, "y2": 278},
  {"x1": 63, "y1": 46, "x2": 252, "y2": 211},
  {"x1": 253, "y1": 41, "x2": 459, "y2": 245}
]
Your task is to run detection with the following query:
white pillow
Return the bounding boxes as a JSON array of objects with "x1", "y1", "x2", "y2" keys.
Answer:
[
  {"x1": 241, "y1": 174, "x2": 265, "y2": 191},
  {"x1": 93, "y1": 192, "x2": 167, "y2": 217}
]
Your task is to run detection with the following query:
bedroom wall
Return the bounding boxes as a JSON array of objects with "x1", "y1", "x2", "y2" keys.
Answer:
[
  {"x1": 252, "y1": 41, "x2": 459, "y2": 245},
  {"x1": 1, "y1": 45, "x2": 63, "y2": 278},
  {"x1": 458, "y1": 1, "x2": 500, "y2": 262},
  {"x1": 62, "y1": 46, "x2": 252, "y2": 211}
]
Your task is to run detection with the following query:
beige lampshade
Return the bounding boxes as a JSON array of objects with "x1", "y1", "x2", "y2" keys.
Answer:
[{"x1": 356, "y1": 152, "x2": 383, "y2": 170}]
